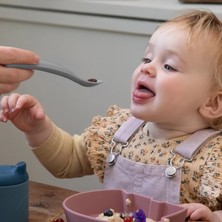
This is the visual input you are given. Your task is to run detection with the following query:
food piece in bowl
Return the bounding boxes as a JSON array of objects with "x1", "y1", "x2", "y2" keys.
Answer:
[
  {"x1": 97, "y1": 212, "x2": 122, "y2": 221},
  {"x1": 97, "y1": 208, "x2": 157, "y2": 222},
  {"x1": 97, "y1": 208, "x2": 121, "y2": 221},
  {"x1": 125, "y1": 198, "x2": 131, "y2": 207}
]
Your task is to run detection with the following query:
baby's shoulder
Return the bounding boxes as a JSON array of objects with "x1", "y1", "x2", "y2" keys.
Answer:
[
  {"x1": 91, "y1": 105, "x2": 132, "y2": 128},
  {"x1": 207, "y1": 131, "x2": 222, "y2": 148},
  {"x1": 202, "y1": 132, "x2": 222, "y2": 160},
  {"x1": 106, "y1": 105, "x2": 131, "y2": 119},
  {"x1": 83, "y1": 105, "x2": 132, "y2": 139}
]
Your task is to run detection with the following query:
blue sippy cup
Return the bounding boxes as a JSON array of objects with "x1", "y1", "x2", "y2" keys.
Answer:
[{"x1": 0, "y1": 162, "x2": 29, "y2": 222}]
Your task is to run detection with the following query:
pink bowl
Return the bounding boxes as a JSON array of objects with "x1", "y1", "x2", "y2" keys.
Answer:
[{"x1": 63, "y1": 189, "x2": 187, "y2": 222}]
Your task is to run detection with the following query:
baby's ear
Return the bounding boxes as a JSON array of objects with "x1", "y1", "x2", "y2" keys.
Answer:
[{"x1": 199, "y1": 91, "x2": 222, "y2": 119}]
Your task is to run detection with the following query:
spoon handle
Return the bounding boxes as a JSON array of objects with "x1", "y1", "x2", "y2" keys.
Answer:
[{"x1": 6, "y1": 60, "x2": 102, "y2": 87}]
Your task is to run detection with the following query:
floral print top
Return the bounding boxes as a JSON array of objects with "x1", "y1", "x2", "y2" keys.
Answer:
[{"x1": 83, "y1": 105, "x2": 222, "y2": 211}]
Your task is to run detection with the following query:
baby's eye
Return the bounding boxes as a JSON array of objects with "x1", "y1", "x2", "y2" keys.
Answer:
[
  {"x1": 142, "y1": 58, "x2": 151, "y2": 64},
  {"x1": 164, "y1": 64, "x2": 177, "y2": 72}
]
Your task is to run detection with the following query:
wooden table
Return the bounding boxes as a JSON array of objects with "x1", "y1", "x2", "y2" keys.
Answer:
[{"x1": 29, "y1": 181, "x2": 78, "y2": 222}]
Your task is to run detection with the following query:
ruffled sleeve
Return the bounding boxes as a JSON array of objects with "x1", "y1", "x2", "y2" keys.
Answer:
[{"x1": 82, "y1": 105, "x2": 132, "y2": 182}]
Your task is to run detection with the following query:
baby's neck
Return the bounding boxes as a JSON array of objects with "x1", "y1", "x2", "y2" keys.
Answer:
[{"x1": 146, "y1": 122, "x2": 208, "y2": 140}]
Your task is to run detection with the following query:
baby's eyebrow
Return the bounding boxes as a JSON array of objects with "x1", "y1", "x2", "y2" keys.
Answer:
[
  {"x1": 165, "y1": 49, "x2": 186, "y2": 63},
  {"x1": 143, "y1": 44, "x2": 155, "y2": 58},
  {"x1": 144, "y1": 43, "x2": 154, "y2": 54}
]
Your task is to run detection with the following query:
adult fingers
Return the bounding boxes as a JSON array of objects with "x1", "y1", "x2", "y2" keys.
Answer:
[
  {"x1": 0, "y1": 65, "x2": 34, "y2": 83},
  {"x1": 0, "y1": 82, "x2": 20, "y2": 94},
  {"x1": 0, "y1": 47, "x2": 39, "y2": 64}
]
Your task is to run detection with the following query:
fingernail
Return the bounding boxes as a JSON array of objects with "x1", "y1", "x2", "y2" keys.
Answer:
[{"x1": 35, "y1": 55, "x2": 40, "y2": 63}]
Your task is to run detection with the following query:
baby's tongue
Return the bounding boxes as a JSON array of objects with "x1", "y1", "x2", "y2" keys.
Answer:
[{"x1": 139, "y1": 87, "x2": 155, "y2": 97}]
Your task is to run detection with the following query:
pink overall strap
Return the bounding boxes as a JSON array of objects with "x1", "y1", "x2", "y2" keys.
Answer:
[
  {"x1": 113, "y1": 117, "x2": 221, "y2": 160},
  {"x1": 175, "y1": 129, "x2": 221, "y2": 159},
  {"x1": 113, "y1": 116, "x2": 145, "y2": 143}
]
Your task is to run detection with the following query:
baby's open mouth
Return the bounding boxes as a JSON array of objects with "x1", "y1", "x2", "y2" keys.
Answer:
[{"x1": 137, "y1": 83, "x2": 155, "y2": 97}]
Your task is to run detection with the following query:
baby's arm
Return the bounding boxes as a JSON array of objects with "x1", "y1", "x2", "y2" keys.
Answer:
[
  {"x1": 0, "y1": 93, "x2": 53, "y2": 147},
  {"x1": 0, "y1": 93, "x2": 93, "y2": 178},
  {"x1": 183, "y1": 203, "x2": 222, "y2": 222}
]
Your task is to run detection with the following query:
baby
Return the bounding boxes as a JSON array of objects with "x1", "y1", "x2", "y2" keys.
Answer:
[{"x1": 1, "y1": 9, "x2": 222, "y2": 221}]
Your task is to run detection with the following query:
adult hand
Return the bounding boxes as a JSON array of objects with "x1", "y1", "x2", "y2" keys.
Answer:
[{"x1": 0, "y1": 47, "x2": 39, "y2": 94}]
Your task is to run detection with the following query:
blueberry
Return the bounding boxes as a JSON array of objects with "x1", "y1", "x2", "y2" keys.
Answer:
[{"x1": 103, "y1": 209, "x2": 113, "y2": 217}]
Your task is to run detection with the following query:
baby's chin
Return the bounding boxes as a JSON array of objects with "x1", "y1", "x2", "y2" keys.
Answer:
[{"x1": 130, "y1": 105, "x2": 146, "y2": 121}]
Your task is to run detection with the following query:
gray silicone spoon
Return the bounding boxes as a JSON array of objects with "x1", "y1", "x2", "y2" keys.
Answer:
[{"x1": 6, "y1": 60, "x2": 102, "y2": 87}]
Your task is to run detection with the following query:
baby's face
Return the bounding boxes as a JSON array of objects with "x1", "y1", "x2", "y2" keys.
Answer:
[{"x1": 130, "y1": 25, "x2": 214, "y2": 129}]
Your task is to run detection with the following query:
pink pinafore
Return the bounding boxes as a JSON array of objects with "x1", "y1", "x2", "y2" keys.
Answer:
[{"x1": 103, "y1": 117, "x2": 220, "y2": 204}]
